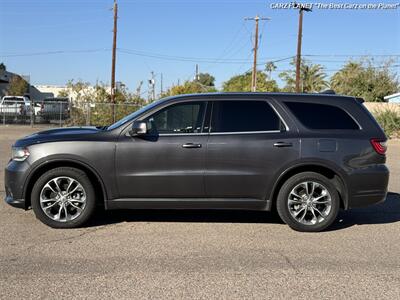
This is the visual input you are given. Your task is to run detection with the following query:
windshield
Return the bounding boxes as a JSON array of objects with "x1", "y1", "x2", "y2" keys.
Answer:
[{"x1": 107, "y1": 99, "x2": 164, "y2": 131}]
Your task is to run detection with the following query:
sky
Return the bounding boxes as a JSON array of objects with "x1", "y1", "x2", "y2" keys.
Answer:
[{"x1": 0, "y1": 0, "x2": 399, "y2": 95}]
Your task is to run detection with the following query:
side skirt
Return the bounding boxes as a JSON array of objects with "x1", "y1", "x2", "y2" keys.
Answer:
[{"x1": 106, "y1": 198, "x2": 271, "y2": 211}]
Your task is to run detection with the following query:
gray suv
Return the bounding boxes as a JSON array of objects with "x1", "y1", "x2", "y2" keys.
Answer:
[{"x1": 5, "y1": 93, "x2": 389, "y2": 232}]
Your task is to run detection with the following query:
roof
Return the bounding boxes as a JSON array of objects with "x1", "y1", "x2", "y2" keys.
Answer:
[{"x1": 162, "y1": 91, "x2": 354, "y2": 101}]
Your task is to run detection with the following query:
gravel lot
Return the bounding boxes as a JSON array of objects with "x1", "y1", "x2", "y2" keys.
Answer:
[{"x1": 0, "y1": 125, "x2": 399, "y2": 299}]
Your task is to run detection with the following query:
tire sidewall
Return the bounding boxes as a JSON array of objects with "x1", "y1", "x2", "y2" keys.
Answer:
[
  {"x1": 277, "y1": 172, "x2": 340, "y2": 232},
  {"x1": 31, "y1": 167, "x2": 95, "y2": 228}
]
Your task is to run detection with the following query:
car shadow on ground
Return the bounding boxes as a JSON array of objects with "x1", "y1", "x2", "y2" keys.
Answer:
[
  {"x1": 329, "y1": 192, "x2": 400, "y2": 231},
  {"x1": 86, "y1": 192, "x2": 400, "y2": 231}
]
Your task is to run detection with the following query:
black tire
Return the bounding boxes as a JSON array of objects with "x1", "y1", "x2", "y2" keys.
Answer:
[
  {"x1": 276, "y1": 172, "x2": 340, "y2": 232},
  {"x1": 31, "y1": 167, "x2": 96, "y2": 228}
]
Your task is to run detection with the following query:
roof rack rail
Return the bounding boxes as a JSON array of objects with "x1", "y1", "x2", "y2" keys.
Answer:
[{"x1": 320, "y1": 89, "x2": 336, "y2": 94}]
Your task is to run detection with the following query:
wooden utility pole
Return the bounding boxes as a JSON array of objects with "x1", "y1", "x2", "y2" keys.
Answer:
[
  {"x1": 111, "y1": 0, "x2": 118, "y2": 122},
  {"x1": 295, "y1": 5, "x2": 312, "y2": 93},
  {"x1": 245, "y1": 15, "x2": 270, "y2": 92}
]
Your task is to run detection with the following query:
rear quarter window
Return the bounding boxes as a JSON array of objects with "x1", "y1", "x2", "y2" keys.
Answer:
[{"x1": 284, "y1": 102, "x2": 360, "y2": 130}]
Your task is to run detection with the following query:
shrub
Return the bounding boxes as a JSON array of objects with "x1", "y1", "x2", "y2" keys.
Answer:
[{"x1": 372, "y1": 109, "x2": 400, "y2": 138}]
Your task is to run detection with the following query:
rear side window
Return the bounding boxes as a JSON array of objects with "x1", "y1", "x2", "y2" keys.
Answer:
[
  {"x1": 211, "y1": 101, "x2": 283, "y2": 133},
  {"x1": 284, "y1": 102, "x2": 359, "y2": 130}
]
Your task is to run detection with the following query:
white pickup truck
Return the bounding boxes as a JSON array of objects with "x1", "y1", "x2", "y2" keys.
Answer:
[{"x1": 0, "y1": 96, "x2": 43, "y2": 123}]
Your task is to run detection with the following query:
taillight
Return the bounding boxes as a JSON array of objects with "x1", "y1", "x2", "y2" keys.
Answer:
[{"x1": 370, "y1": 139, "x2": 387, "y2": 155}]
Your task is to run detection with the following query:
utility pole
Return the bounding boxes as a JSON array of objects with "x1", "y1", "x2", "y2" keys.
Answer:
[
  {"x1": 148, "y1": 71, "x2": 155, "y2": 102},
  {"x1": 245, "y1": 15, "x2": 270, "y2": 92},
  {"x1": 195, "y1": 64, "x2": 199, "y2": 81},
  {"x1": 111, "y1": 0, "x2": 118, "y2": 122},
  {"x1": 295, "y1": 4, "x2": 312, "y2": 93}
]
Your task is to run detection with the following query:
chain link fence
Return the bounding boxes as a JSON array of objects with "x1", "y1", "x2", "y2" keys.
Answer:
[{"x1": 0, "y1": 99, "x2": 143, "y2": 127}]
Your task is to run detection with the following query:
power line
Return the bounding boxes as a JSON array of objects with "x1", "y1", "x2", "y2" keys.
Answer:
[
  {"x1": 0, "y1": 49, "x2": 111, "y2": 57},
  {"x1": 269, "y1": 64, "x2": 400, "y2": 73},
  {"x1": 2, "y1": 48, "x2": 398, "y2": 61},
  {"x1": 303, "y1": 54, "x2": 400, "y2": 57}
]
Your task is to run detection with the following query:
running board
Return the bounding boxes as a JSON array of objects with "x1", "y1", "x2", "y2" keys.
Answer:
[{"x1": 107, "y1": 198, "x2": 271, "y2": 211}]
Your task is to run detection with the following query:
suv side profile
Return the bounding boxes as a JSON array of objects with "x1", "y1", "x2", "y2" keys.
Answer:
[{"x1": 5, "y1": 93, "x2": 389, "y2": 232}]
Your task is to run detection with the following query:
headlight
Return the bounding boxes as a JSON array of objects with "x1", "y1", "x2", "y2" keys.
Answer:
[{"x1": 12, "y1": 147, "x2": 30, "y2": 161}]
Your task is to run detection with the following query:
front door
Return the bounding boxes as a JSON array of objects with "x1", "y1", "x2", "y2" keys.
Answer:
[{"x1": 115, "y1": 101, "x2": 208, "y2": 198}]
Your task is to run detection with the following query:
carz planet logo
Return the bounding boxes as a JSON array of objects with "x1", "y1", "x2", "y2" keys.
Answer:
[{"x1": 269, "y1": 2, "x2": 400, "y2": 9}]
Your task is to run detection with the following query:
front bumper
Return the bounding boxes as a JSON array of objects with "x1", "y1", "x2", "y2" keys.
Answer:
[
  {"x1": 5, "y1": 194, "x2": 25, "y2": 209},
  {"x1": 4, "y1": 159, "x2": 30, "y2": 210}
]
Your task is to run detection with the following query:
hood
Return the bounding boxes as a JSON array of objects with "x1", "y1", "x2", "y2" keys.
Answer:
[{"x1": 14, "y1": 126, "x2": 102, "y2": 147}]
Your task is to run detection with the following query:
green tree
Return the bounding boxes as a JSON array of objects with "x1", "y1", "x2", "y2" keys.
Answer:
[
  {"x1": 0, "y1": 63, "x2": 6, "y2": 71},
  {"x1": 7, "y1": 75, "x2": 29, "y2": 95},
  {"x1": 161, "y1": 80, "x2": 217, "y2": 98},
  {"x1": 62, "y1": 79, "x2": 145, "y2": 126},
  {"x1": 222, "y1": 71, "x2": 279, "y2": 92},
  {"x1": 331, "y1": 59, "x2": 399, "y2": 102},
  {"x1": 196, "y1": 73, "x2": 215, "y2": 87},
  {"x1": 279, "y1": 59, "x2": 328, "y2": 93},
  {"x1": 57, "y1": 89, "x2": 69, "y2": 97}
]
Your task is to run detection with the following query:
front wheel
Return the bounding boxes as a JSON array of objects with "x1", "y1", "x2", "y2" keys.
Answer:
[
  {"x1": 276, "y1": 172, "x2": 340, "y2": 232},
  {"x1": 31, "y1": 167, "x2": 96, "y2": 228}
]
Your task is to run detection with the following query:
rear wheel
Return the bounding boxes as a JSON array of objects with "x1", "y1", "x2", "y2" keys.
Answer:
[
  {"x1": 276, "y1": 172, "x2": 340, "y2": 232},
  {"x1": 31, "y1": 167, "x2": 96, "y2": 228}
]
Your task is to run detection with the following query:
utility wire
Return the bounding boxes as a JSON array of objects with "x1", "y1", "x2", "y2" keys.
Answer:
[{"x1": 1, "y1": 49, "x2": 111, "y2": 57}]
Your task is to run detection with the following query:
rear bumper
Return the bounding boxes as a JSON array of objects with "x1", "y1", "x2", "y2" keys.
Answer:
[
  {"x1": 347, "y1": 164, "x2": 389, "y2": 209},
  {"x1": 4, "y1": 160, "x2": 30, "y2": 210}
]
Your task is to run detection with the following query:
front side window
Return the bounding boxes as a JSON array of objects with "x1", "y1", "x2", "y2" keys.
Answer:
[
  {"x1": 145, "y1": 101, "x2": 206, "y2": 134},
  {"x1": 284, "y1": 102, "x2": 359, "y2": 130},
  {"x1": 211, "y1": 100, "x2": 283, "y2": 133}
]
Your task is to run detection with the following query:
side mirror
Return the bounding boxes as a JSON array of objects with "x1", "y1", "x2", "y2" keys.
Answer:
[{"x1": 130, "y1": 121, "x2": 147, "y2": 136}]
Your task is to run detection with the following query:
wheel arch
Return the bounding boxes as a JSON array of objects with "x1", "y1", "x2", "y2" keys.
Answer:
[
  {"x1": 23, "y1": 159, "x2": 108, "y2": 209},
  {"x1": 270, "y1": 163, "x2": 348, "y2": 210}
]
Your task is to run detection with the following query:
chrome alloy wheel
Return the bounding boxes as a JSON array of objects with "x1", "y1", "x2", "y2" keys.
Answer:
[
  {"x1": 39, "y1": 177, "x2": 87, "y2": 222},
  {"x1": 287, "y1": 181, "x2": 332, "y2": 226}
]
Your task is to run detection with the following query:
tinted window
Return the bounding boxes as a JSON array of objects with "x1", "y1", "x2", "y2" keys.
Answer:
[
  {"x1": 211, "y1": 101, "x2": 282, "y2": 133},
  {"x1": 284, "y1": 102, "x2": 359, "y2": 130},
  {"x1": 146, "y1": 101, "x2": 206, "y2": 134}
]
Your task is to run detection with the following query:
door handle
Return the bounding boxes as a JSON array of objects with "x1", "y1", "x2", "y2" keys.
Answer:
[
  {"x1": 273, "y1": 142, "x2": 293, "y2": 148},
  {"x1": 182, "y1": 143, "x2": 202, "y2": 149}
]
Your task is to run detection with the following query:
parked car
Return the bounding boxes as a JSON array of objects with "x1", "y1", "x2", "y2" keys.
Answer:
[
  {"x1": 0, "y1": 96, "x2": 42, "y2": 120},
  {"x1": 36, "y1": 98, "x2": 70, "y2": 123},
  {"x1": 4, "y1": 92, "x2": 389, "y2": 231},
  {"x1": 0, "y1": 96, "x2": 31, "y2": 120}
]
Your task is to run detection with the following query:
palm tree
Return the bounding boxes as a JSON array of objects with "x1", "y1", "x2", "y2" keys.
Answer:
[
  {"x1": 265, "y1": 62, "x2": 277, "y2": 79},
  {"x1": 279, "y1": 59, "x2": 328, "y2": 92},
  {"x1": 301, "y1": 63, "x2": 329, "y2": 92}
]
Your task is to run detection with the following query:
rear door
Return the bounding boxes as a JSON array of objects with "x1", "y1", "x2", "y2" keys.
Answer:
[{"x1": 205, "y1": 99, "x2": 300, "y2": 200}]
